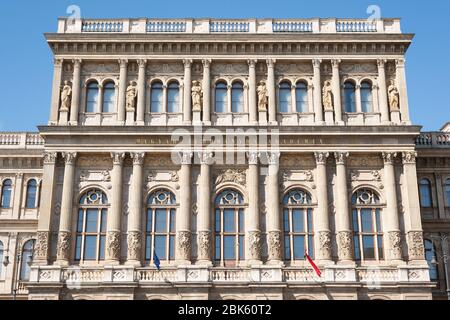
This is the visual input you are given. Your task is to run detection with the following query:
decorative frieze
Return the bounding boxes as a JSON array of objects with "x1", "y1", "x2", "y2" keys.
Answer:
[
  {"x1": 389, "y1": 231, "x2": 403, "y2": 260},
  {"x1": 198, "y1": 231, "x2": 211, "y2": 261},
  {"x1": 248, "y1": 231, "x2": 262, "y2": 261},
  {"x1": 57, "y1": 231, "x2": 71, "y2": 261},
  {"x1": 215, "y1": 169, "x2": 246, "y2": 186},
  {"x1": 106, "y1": 231, "x2": 121, "y2": 261},
  {"x1": 267, "y1": 231, "x2": 282, "y2": 261},
  {"x1": 338, "y1": 231, "x2": 353, "y2": 261},
  {"x1": 127, "y1": 231, "x2": 142, "y2": 261},
  {"x1": 177, "y1": 231, "x2": 192, "y2": 261},
  {"x1": 34, "y1": 231, "x2": 50, "y2": 260},
  {"x1": 408, "y1": 231, "x2": 425, "y2": 260}
]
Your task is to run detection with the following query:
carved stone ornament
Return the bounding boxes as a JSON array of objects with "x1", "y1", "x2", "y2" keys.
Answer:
[
  {"x1": 389, "y1": 231, "x2": 402, "y2": 260},
  {"x1": 382, "y1": 152, "x2": 397, "y2": 165},
  {"x1": 215, "y1": 169, "x2": 246, "y2": 186},
  {"x1": 268, "y1": 231, "x2": 282, "y2": 261},
  {"x1": 257, "y1": 80, "x2": 268, "y2": 111},
  {"x1": 127, "y1": 231, "x2": 142, "y2": 261},
  {"x1": 106, "y1": 231, "x2": 121, "y2": 261},
  {"x1": 43, "y1": 152, "x2": 57, "y2": 165},
  {"x1": 177, "y1": 231, "x2": 191, "y2": 260},
  {"x1": 408, "y1": 231, "x2": 425, "y2": 260},
  {"x1": 388, "y1": 80, "x2": 400, "y2": 111},
  {"x1": 111, "y1": 152, "x2": 126, "y2": 165},
  {"x1": 57, "y1": 231, "x2": 71, "y2": 261},
  {"x1": 60, "y1": 81, "x2": 72, "y2": 111},
  {"x1": 318, "y1": 231, "x2": 332, "y2": 260},
  {"x1": 335, "y1": 152, "x2": 349, "y2": 165},
  {"x1": 191, "y1": 80, "x2": 203, "y2": 111},
  {"x1": 126, "y1": 81, "x2": 137, "y2": 112},
  {"x1": 314, "y1": 152, "x2": 329, "y2": 165},
  {"x1": 34, "y1": 231, "x2": 50, "y2": 260},
  {"x1": 322, "y1": 80, "x2": 334, "y2": 111},
  {"x1": 131, "y1": 152, "x2": 145, "y2": 165},
  {"x1": 198, "y1": 231, "x2": 211, "y2": 260},
  {"x1": 402, "y1": 152, "x2": 417, "y2": 165},
  {"x1": 62, "y1": 152, "x2": 77, "y2": 165},
  {"x1": 247, "y1": 152, "x2": 260, "y2": 165},
  {"x1": 248, "y1": 231, "x2": 262, "y2": 260},
  {"x1": 338, "y1": 231, "x2": 353, "y2": 260},
  {"x1": 171, "y1": 171, "x2": 179, "y2": 182}
]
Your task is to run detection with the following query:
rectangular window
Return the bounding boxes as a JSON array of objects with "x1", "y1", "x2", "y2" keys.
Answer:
[
  {"x1": 223, "y1": 209, "x2": 235, "y2": 233},
  {"x1": 85, "y1": 209, "x2": 98, "y2": 233},
  {"x1": 284, "y1": 235, "x2": 291, "y2": 259},
  {"x1": 151, "y1": 87, "x2": 163, "y2": 113},
  {"x1": 292, "y1": 209, "x2": 304, "y2": 233},
  {"x1": 169, "y1": 235, "x2": 175, "y2": 260},
  {"x1": 155, "y1": 209, "x2": 167, "y2": 233},
  {"x1": 239, "y1": 235, "x2": 245, "y2": 260},
  {"x1": 99, "y1": 235, "x2": 106, "y2": 260},
  {"x1": 354, "y1": 235, "x2": 361, "y2": 261},
  {"x1": 361, "y1": 209, "x2": 373, "y2": 233},
  {"x1": 75, "y1": 235, "x2": 82, "y2": 261}
]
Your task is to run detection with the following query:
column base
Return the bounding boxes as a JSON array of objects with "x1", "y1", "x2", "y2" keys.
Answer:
[
  {"x1": 176, "y1": 260, "x2": 192, "y2": 266},
  {"x1": 324, "y1": 111, "x2": 334, "y2": 125},
  {"x1": 105, "y1": 260, "x2": 121, "y2": 266},
  {"x1": 266, "y1": 260, "x2": 284, "y2": 267},
  {"x1": 196, "y1": 260, "x2": 213, "y2": 267},
  {"x1": 183, "y1": 121, "x2": 192, "y2": 126},
  {"x1": 247, "y1": 260, "x2": 263, "y2": 267},
  {"x1": 202, "y1": 120, "x2": 212, "y2": 126},
  {"x1": 68, "y1": 121, "x2": 78, "y2": 126},
  {"x1": 54, "y1": 260, "x2": 70, "y2": 267},
  {"x1": 125, "y1": 260, "x2": 142, "y2": 267}
]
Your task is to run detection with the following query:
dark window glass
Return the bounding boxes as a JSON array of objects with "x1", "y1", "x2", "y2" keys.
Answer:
[
  {"x1": 86, "y1": 82, "x2": 99, "y2": 113},
  {"x1": 215, "y1": 82, "x2": 227, "y2": 113},
  {"x1": 360, "y1": 81, "x2": 373, "y2": 113},
  {"x1": 167, "y1": 82, "x2": 180, "y2": 113},
  {"x1": 231, "y1": 82, "x2": 244, "y2": 113},
  {"x1": 102, "y1": 82, "x2": 116, "y2": 113},
  {"x1": 344, "y1": 82, "x2": 356, "y2": 113},
  {"x1": 151, "y1": 82, "x2": 163, "y2": 113},
  {"x1": 1, "y1": 179, "x2": 12, "y2": 208},
  {"x1": 279, "y1": 82, "x2": 291, "y2": 113},
  {"x1": 25, "y1": 180, "x2": 37, "y2": 209},
  {"x1": 296, "y1": 82, "x2": 308, "y2": 113}
]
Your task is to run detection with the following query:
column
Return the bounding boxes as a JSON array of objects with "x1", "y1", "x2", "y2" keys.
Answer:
[
  {"x1": 377, "y1": 59, "x2": 390, "y2": 124},
  {"x1": 12, "y1": 173, "x2": 23, "y2": 219},
  {"x1": 267, "y1": 152, "x2": 282, "y2": 264},
  {"x1": 49, "y1": 59, "x2": 63, "y2": 125},
  {"x1": 34, "y1": 153, "x2": 58, "y2": 264},
  {"x1": 435, "y1": 173, "x2": 446, "y2": 220},
  {"x1": 136, "y1": 59, "x2": 147, "y2": 125},
  {"x1": 183, "y1": 59, "x2": 193, "y2": 125},
  {"x1": 247, "y1": 152, "x2": 262, "y2": 264},
  {"x1": 248, "y1": 59, "x2": 258, "y2": 125},
  {"x1": 402, "y1": 152, "x2": 426, "y2": 262},
  {"x1": 395, "y1": 59, "x2": 411, "y2": 124},
  {"x1": 202, "y1": 59, "x2": 211, "y2": 125},
  {"x1": 314, "y1": 152, "x2": 332, "y2": 262},
  {"x1": 312, "y1": 59, "x2": 324, "y2": 124},
  {"x1": 127, "y1": 152, "x2": 145, "y2": 265},
  {"x1": 56, "y1": 152, "x2": 77, "y2": 265},
  {"x1": 106, "y1": 152, "x2": 125, "y2": 264},
  {"x1": 331, "y1": 59, "x2": 343, "y2": 124},
  {"x1": 69, "y1": 59, "x2": 82, "y2": 125},
  {"x1": 176, "y1": 151, "x2": 193, "y2": 263},
  {"x1": 334, "y1": 152, "x2": 353, "y2": 262},
  {"x1": 197, "y1": 152, "x2": 213, "y2": 264},
  {"x1": 382, "y1": 152, "x2": 403, "y2": 262},
  {"x1": 117, "y1": 59, "x2": 128, "y2": 125},
  {"x1": 267, "y1": 59, "x2": 277, "y2": 125}
]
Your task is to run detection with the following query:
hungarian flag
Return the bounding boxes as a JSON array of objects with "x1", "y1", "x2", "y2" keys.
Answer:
[{"x1": 305, "y1": 252, "x2": 322, "y2": 277}]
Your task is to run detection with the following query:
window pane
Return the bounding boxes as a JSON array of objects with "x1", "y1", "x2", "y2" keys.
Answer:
[
  {"x1": 360, "y1": 83, "x2": 373, "y2": 113},
  {"x1": 75, "y1": 235, "x2": 82, "y2": 261},
  {"x1": 151, "y1": 84, "x2": 163, "y2": 113},
  {"x1": 354, "y1": 236, "x2": 361, "y2": 260},
  {"x1": 86, "y1": 84, "x2": 99, "y2": 113},
  {"x1": 1, "y1": 181, "x2": 12, "y2": 208},
  {"x1": 283, "y1": 209, "x2": 289, "y2": 232},
  {"x1": 419, "y1": 181, "x2": 432, "y2": 208},
  {"x1": 99, "y1": 235, "x2": 106, "y2": 260},
  {"x1": 223, "y1": 236, "x2": 235, "y2": 260},
  {"x1": 223, "y1": 209, "x2": 235, "y2": 233},
  {"x1": 293, "y1": 236, "x2": 305, "y2": 260},
  {"x1": 215, "y1": 236, "x2": 221, "y2": 260},
  {"x1": 238, "y1": 210, "x2": 244, "y2": 232},
  {"x1": 215, "y1": 84, "x2": 227, "y2": 113},
  {"x1": 102, "y1": 84, "x2": 116, "y2": 113},
  {"x1": 279, "y1": 84, "x2": 291, "y2": 113},
  {"x1": 85, "y1": 209, "x2": 98, "y2": 233},
  {"x1": 84, "y1": 235, "x2": 97, "y2": 260},
  {"x1": 308, "y1": 235, "x2": 314, "y2": 259},
  {"x1": 239, "y1": 235, "x2": 245, "y2": 260},
  {"x1": 231, "y1": 83, "x2": 244, "y2": 113},
  {"x1": 215, "y1": 209, "x2": 221, "y2": 233},
  {"x1": 101, "y1": 209, "x2": 107, "y2": 233},
  {"x1": 77, "y1": 210, "x2": 84, "y2": 232},
  {"x1": 145, "y1": 235, "x2": 152, "y2": 260},
  {"x1": 155, "y1": 209, "x2": 167, "y2": 232},
  {"x1": 169, "y1": 235, "x2": 175, "y2": 260},
  {"x1": 296, "y1": 83, "x2": 308, "y2": 113},
  {"x1": 375, "y1": 209, "x2": 382, "y2": 233},
  {"x1": 170, "y1": 209, "x2": 176, "y2": 232},
  {"x1": 446, "y1": 181, "x2": 450, "y2": 207},
  {"x1": 377, "y1": 236, "x2": 384, "y2": 260},
  {"x1": 154, "y1": 236, "x2": 166, "y2": 260},
  {"x1": 362, "y1": 236, "x2": 375, "y2": 259},
  {"x1": 146, "y1": 209, "x2": 153, "y2": 233},
  {"x1": 361, "y1": 209, "x2": 373, "y2": 233},
  {"x1": 292, "y1": 209, "x2": 304, "y2": 233},
  {"x1": 307, "y1": 209, "x2": 313, "y2": 232},
  {"x1": 344, "y1": 83, "x2": 356, "y2": 113},
  {"x1": 26, "y1": 181, "x2": 37, "y2": 209},
  {"x1": 352, "y1": 210, "x2": 359, "y2": 232},
  {"x1": 167, "y1": 84, "x2": 180, "y2": 113},
  {"x1": 284, "y1": 235, "x2": 291, "y2": 260}
]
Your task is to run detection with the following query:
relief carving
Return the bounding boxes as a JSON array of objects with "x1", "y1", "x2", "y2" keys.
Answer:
[
  {"x1": 215, "y1": 169, "x2": 246, "y2": 186},
  {"x1": 198, "y1": 231, "x2": 211, "y2": 260},
  {"x1": 268, "y1": 231, "x2": 282, "y2": 261},
  {"x1": 106, "y1": 231, "x2": 121, "y2": 261},
  {"x1": 318, "y1": 231, "x2": 332, "y2": 260},
  {"x1": 60, "y1": 81, "x2": 72, "y2": 111},
  {"x1": 408, "y1": 231, "x2": 425, "y2": 260},
  {"x1": 34, "y1": 231, "x2": 50, "y2": 260},
  {"x1": 57, "y1": 231, "x2": 71, "y2": 261},
  {"x1": 127, "y1": 231, "x2": 142, "y2": 261},
  {"x1": 389, "y1": 231, "x2": 403, "y2": 260},
  {"x1": 177, "y1": 231, "x2": 191, "y2": 260},
  {"x1": 338, "y1": 231, "x2": 353, "y2": 261},
  {"x1": 248, "y1": 231, "x2": 262, "y2": 260}
]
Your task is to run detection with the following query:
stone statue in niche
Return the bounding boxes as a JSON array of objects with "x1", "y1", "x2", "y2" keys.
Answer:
[
  {"x1": 322, "y1": 80, "x2": 334, "y2": 111},
  {"x1": 257, "y1": 80, "x2": 268, "y2": 111},
  {"x1": 60, "y1": 81, "x2": 72, "y2": 111},
  {"x1": 191, "y1": 80, "x2": 203, "y2": 111},
  {"x1": 126, "y1": 81, "x2": 138, "y2": 111},
  {"x1": 388, "y1": 80, "x2": 400, "y2": 111}
]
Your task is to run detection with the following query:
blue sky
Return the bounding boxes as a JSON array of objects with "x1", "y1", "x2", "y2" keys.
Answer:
[{"x1": 0, "y1": 0, "x2": 449, "y2": 131}]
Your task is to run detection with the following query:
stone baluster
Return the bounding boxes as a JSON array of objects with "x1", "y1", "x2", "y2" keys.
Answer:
[
  {"x1": 56, "y1": 152, "x2": 77, "y2": 265},
  {"x1": 69, "y1": 59, "x2": 82, "y2": 125}
]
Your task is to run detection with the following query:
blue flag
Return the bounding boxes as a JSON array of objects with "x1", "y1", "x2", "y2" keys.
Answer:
[{"x1": 153, "y1": 251, "x2": 161, "y2": 271}]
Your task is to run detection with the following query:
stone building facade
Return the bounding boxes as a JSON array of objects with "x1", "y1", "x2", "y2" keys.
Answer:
[{"x1": 0, "y1": 17, "x2": 448, "y2": 300}]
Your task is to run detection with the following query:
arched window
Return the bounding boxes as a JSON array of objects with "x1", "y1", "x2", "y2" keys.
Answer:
[
  {"x1": 231, "y1": 82, "x2": 244, "y2": 113},
  {"x1": 279, "y1": 82, "x2": 291, "y2": 113},
  {"x1": 419, "y1": 179, "x2": 432, "y2": 208},
  {"x1": 296, "y1": 81, "x2": 308, "y2": 113},
  {"x1": 424, "y1": 239, "x2": 438, "y2": 281},
  {"x1": 344, "y1": 81, "x2": 357, "y2": 113},
  {"x1": 102, "y1": 82, "x2": 116, "y2": 113},
  {"x1": 146, "y1": 190, "x2": 177, "y2": 262},
  {"x1": 19, "y1": 239, "x2": 35, "y2": 281},
  {"x1": 214, "y1": 190, "x2": 245, "y2": 265},
  {"x1": 352, "y1": 189, "x2": 383, "y2": 261},
  {"x1": 150, "y1": 81, "x2": 164, "y2": 113},
  {"x1": 167, "y1": 82, "x2": 180, "y2": 113},
  {"x1": 215, "y1": 82, "x2": 227, "y2": 113},
  {"x1": 75, "y1": 189, "x2": 108, "y2": 262},
  {"x1": 86, "y1": 82, "x2": 99, "y2": 113},
  {"x1": 0, "y1": 241, "x2": 3, "y2": 274},
  {"x1": 283, "y1": 190, "x2": 314, "y2": 261},
  {"x1": 446, "y1": 179, "x2": 450, "y2": 207},
  {"x1": 1, "y1": 179, "x2": 12, "y2": 209},
  {"x1": 360, "y1": 81, "x2": 373, "y2": 113},
  {"x1": 25, "y1": 179, "x2": 38, "y2": 209}
]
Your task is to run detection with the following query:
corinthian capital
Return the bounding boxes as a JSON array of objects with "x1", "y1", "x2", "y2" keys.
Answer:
[
  {"x1": 395, "y1": 58, "x2": 406, "y2": 68},
  {"x1": 62, "y1": 152, "x2": 77, "y2": 165},
  {"x1": 131, "y1": 152, "x2": 145, "y2": 165},
  {"x1": 183, "y1": 59, "x2": 193, "y2": 68},
  {"x1": 202, "y1": 59, "x2": 211, "y2": 67},
  {"x1": 382, "y1": 152, "x2": 397, "y2": 165},
  {"x1": 71, "y1": 58, "x2": 82, "y2": 67},
  {"x1": 331, "y1": 59, "x2": 341, "y2": 68},
  {"x1": 247, "y1": 59, "x2": 257, "y2": 68},
  {"x1": 267, "y1": 152, "x2": 280, "y2": 165},
  {"x1": 402, "y1": 151, "x2": 417, "y2": 165},
  {"x1": 111, "y1": 152, "x2": 126, "y2": 165},
  {"x1": 137, "y1": 59, "x2": 147, "y2": 68},
  {"x1": 314, "y1": 152, "x2": 329, "y2": 165},
  {"x1": 199, "y1": 151, "x2": 214, "y2": 165},
  {"x1": 312, "y1": 59, "x2": 322, "y2": 68},
  {"x1": 334, "y1": 152, "x2": 349, "y2": 165},
  {"x1": 180, "y1": 151, "x2": 193, "y2": 165},
  {"x1": 43, "y1": 152, "x2": 58, "y2": 164},
  {"x1": 377, "y1": 59, "x2": 387, "y2": 68},
  {"x1": 266, "y1": 59, "x2": 276, "y2": 68},
  {"x1": 247, "y1": 151, "x2": 260, "y2": 165}
]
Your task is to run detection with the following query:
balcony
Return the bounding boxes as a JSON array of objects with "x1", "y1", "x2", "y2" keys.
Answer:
[
  {"x1": 0, "y1": 132, "x2": 45, "y2": 150},
  {"x1": 416, "y1": 132, "x2": 450, "y2": 148},
  {"x1": 57, "y1": 18, "x2": 402, "y2": 35}
]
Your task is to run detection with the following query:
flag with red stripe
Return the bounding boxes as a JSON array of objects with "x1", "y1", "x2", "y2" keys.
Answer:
[{"x1": 305, "y1": 252, "x2": 322, "y2": 277}]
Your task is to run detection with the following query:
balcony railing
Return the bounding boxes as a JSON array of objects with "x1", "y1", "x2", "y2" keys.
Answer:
[
  {"x1": 0, "y1": 132, "x2": 44, "y2": 149},
  {"x1": 57, "y1": 18, "x2": 401, "y2": 34},
  {"x1": 416, "y1": 132, "x2": 450, "y2": 148}
]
